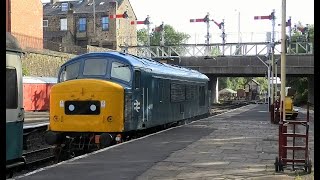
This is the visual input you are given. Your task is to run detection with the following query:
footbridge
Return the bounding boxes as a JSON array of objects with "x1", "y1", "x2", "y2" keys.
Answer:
[{"x1": 122, "y1": 41, "x2": 314, "y2": 103}]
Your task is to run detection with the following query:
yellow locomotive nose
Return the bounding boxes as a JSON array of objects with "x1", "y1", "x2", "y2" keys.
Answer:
[{"x1": 49, "y1": 79, "x2": 124, "y2": 132}]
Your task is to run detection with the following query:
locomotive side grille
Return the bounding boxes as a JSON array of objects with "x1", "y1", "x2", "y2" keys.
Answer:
[{"x1": 64, "y1": 101, "x2": 100, "y2": 115}]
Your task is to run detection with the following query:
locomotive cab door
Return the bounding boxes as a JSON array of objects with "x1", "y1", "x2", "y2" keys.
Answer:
[{"x1": 133, "y1": 70, "x2": 145, "y2": 129}]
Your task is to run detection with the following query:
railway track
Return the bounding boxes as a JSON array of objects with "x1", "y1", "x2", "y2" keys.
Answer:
[{"x1": 10, "y1": 103, "x2": 248, "y2": 179}]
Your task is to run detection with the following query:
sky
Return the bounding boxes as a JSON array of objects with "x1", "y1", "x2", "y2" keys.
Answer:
[{"x1": 42, "y1": 0, "x2": 314, "y2": 43}]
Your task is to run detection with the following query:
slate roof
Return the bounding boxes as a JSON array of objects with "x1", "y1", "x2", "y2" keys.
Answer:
[{"x1": 43, "y1": 0, "x2": 124, "y2": 15}]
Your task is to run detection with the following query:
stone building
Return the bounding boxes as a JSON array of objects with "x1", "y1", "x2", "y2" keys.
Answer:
[{"x1": 43, "y1": 0, "x2": 137, "y2": 52}]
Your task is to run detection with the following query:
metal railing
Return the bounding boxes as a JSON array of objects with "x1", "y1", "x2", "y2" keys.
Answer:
[{"x1": 120, "y1": 42, "x2": 313, "y2": 58}]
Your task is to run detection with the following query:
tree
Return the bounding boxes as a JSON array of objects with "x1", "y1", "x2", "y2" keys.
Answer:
[
  {"x1": 219, "y1": 77, "x2": 267, "y2": 94},
  {"x1": 286, "y1": 23, "x2": 313, "y2": 105},
  {"x1": 289, "y1": 23, "x2": 313, "y2": 54},
  {"x1": 137, "y1": 24, "x2": 190, "y2": 55},
  {"x1": 137, "y1": 24, "x2": 190, "y2": 46}
]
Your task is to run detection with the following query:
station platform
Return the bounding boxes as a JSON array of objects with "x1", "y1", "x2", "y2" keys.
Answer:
[{"x1": 15, "y1": 104, "x2": 314, "y2": 180}]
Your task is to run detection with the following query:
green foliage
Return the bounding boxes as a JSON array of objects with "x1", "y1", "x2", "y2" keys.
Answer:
[
  {"x1": 287, "y1": 22, "x2": 313, "y2": 105},
  {"x1": 210, "y1": 47, "x2": 221, "y2": 56},
  {"x1": 137, "y1": 24, "x2": 190, "y2": 46},
  {"x1": 289, "y1": 23, "x2": 313, "y2": 53},
  {"x1": 287, "y1": 77, "x2": 308, "y2": 105},
  {"x1": 254, "y1": 77, "x2": 268, "y2": 93},
  {"x1": 137, "y1": 24, "x2": 190, "y2": 55},
  {"x1": 137, "y1": 29, "x2": 149, "y2": 45},
  {"x1": 219, "y1": 77, "x2": 268, "y2": 93}
]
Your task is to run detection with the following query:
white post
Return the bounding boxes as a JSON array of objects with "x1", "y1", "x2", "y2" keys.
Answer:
[
  {"x1": 238, "y1": 11, "x2": 241, "y2": 44},
  {"x1": 205, "y1": 12, "x2": 210, "y2": 56},
  {"x1": 281, "y1": 0, "x2": 287, "y2": 121},
  {"x1": 267, "y1": 65, "x2": 271, "y2": 110}
]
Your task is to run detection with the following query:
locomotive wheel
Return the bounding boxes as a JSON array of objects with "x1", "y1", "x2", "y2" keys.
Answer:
[
  {"x1": 99, "y1": 133, "x2": 113, "y2": 148},
  {"x1": 274, "y1": 157, "x2": 279, "y2": 172}
]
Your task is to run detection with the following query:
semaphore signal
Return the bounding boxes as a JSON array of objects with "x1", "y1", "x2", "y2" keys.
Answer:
[
  {"x1": 190, "y1": 12, "x2": 226, "y2": 56},
  {"x1": 109, "y1": 11, "x2": 129, "y2": 19}
]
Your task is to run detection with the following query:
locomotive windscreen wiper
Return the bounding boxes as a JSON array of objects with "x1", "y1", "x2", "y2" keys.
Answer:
[{"x1": 115, "y1": 65, "x2": 129, "y2": 68}]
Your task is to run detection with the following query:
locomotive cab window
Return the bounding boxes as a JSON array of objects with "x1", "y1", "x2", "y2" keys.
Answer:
[
  {"x1": 6, "y1": 67, "x2": 18, "y2": 109},
  {"x1": 59, "y1": 61, "x2": 81, "y2": 82},
  {"x1": 111, "y1": 61, "x2": 131, "y2": 82},
  {"x1": 134, "y1": 70, "x2": 141, "y2": 89},
  {"x1": 83, "y1": 59, "x2": 108, "y2": 76}
]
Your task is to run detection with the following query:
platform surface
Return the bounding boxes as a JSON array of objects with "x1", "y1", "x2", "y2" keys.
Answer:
[{"x1": 15, "y1": 104, "x2": 314, "y2": 180}]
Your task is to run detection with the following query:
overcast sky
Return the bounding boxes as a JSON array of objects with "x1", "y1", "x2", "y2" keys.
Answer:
[{"x1": 42, "y1": 0, "x2": 314, "y2": 43}]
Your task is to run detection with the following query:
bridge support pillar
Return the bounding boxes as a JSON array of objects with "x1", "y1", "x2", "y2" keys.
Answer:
[
  {"x1": 208, "y1": 75, "x2": 219, "y2": 104},
  {"x1": 308, "y1": 75, "x2": 314, "y2": 105}
]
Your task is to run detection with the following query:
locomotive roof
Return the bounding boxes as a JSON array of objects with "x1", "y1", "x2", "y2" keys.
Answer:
[
  {"x1": 6, "y1": 32, "x2": 23, "y2": 53},
  {"x1": 62, "y1": 52, "x2": 209, "y2": 82}
]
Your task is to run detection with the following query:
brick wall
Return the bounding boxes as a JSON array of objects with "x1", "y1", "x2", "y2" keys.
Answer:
[
  {"x1": 10, "y1": 0, "x2": 43, "y2": 49},
  {"x1": 116, "y1": 0, "x2": 137, "y2": 50}
]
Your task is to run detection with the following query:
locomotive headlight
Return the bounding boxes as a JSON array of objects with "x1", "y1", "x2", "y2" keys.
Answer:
[
  {"x1": 90, "y1": 104, "x2": 97, "y2": 111},
  {"x1": 68, "y1": 104, "x2": 75, "y2": 111}
]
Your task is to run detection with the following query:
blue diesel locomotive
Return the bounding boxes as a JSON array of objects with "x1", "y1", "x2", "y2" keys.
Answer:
[
  {"x1": 6, "y1": 33, "x2": 26, "y2": 177},
  {"x1": 45, "y1": 52, "x2": 210, "y2": 157}
]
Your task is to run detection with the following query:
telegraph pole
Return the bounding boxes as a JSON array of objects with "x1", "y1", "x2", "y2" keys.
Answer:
[{"x1": 280, "y1": 0, "x2": 286, "y2": 121}]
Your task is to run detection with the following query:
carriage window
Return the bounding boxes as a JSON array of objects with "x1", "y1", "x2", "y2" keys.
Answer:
[
  {"x1": 111, "y1": 62, "x2": 131, "y2": 82},
  {"x1": 6, "y1": 68, "x2": 18, "y2": 109},
  {"x1": 134, "y1": 70, "x2": 141, "y2": 89},
  {"x1": 59, "y1": 61, "x2": 81, "y2": 82},
  {"x1": 83, "y1": 59, "x2": 107, "y2": 76}
]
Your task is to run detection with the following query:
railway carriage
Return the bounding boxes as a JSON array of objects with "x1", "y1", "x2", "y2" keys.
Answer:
[
  {"x1": 6, "y1": 33, "x2": 26, "y2": 176},
  {"x1": 45, "y1": 52, "x2": 210, "y2": 157}
]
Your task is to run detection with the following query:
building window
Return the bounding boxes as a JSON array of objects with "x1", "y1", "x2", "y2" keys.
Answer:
[
  {"x1": 43, "y1": 20, "x2": 48, "y2": 27},
  {"x1": 60, "y1": 18, "x2": 67, "y2": 31},
  {"x1": 61, "y1": 3, "x2": 68, "y2": 11},
  {"x1": 78, "y1": 18, "x2": 86, "y2": 32},
  {"x1": 101, "y1": 17, "x2": 109, "y2": 31}
]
